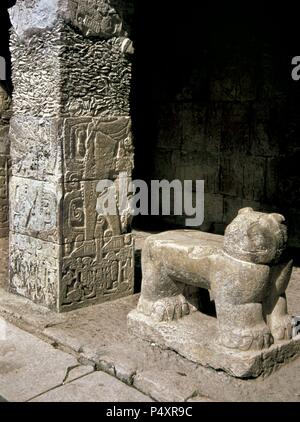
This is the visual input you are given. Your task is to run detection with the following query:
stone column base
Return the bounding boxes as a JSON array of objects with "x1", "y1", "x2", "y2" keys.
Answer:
[{"x1": 128, "y1": 309, "x2": 300, "y2": 378}]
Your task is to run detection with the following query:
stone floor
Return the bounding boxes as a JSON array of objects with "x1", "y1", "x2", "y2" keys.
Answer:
[{"x1": 0, "y1": 237, "x2": 300, "y2": 402}]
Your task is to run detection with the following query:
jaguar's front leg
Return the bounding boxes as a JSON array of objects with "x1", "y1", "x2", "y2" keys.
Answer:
[{"x1": 137, "y1": 238, "x2": 196, "y2": 322}]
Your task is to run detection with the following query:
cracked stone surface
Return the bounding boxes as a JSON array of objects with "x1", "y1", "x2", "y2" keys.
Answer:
[
  {"x1": 0, "y1": 319, "x2": 94, "y2": 402},
  {"x1": 30, "y1": 371, "x2": 152, "y2": 402}
]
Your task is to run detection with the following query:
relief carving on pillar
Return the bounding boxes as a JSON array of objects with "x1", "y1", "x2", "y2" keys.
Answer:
[
  {"x1": 11, "y1": 23, "x2": 131, "y2": 118},
  {"x1": 60, "y1": 26, "x2": 131, "y2": 118},
  {"x1": 0, "y1": 85, "x2": 11, "y2": 237},
  {"x1": 8, "y1": 1, "x2": 134, "y2": 310},
  {"x1": 0, "y1": 155, "x2": 9, "y2": 236},
  {"x1": 64, "y1": 116, "x2": 134, "y2": 181},
  {"x1": 69, "y1": 0, "x2": 125, "y2": 38},
  {"x1": 9, "y1": 114, "x2": 135, "y2": 309},
  {"x1": 10, "y1": 117, "x2": 63, "y2": 181},
  {"x1": 10, "y1": 233, "x2": 59, "y2": 309},
  {"x1": 61, "y1": 233, "x2": 134, "y2": 310},
  {"x1": 10, "y1": 177, "x2": 61, "y2": 243},
  {"x1": 61, "y1": 176, "x2": 134, "y2": 310}
]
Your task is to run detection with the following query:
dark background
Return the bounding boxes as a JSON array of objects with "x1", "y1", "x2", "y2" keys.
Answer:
[
  {"x1": 0, "y1": 0, "x2": 14, "y2": 94},
  {"x1": 131, "y1": 1, "x2": 300, "y2": 250}
]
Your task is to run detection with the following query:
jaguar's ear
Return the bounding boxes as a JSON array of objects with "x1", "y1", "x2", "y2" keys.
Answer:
[
  {"x1": 269, "y1": 213, "x2": 285, "y2": 224},
  {"x1": 238, "y1": 207, "x2": 254, "y2": 215}
]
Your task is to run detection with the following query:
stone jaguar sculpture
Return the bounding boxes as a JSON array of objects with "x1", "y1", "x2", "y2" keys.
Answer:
[{"x1": 136, "y1": 208, "x2": 293, "y2": 352}]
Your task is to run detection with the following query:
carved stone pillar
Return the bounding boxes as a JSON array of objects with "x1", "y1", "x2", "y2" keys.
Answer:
[
  {"x1": 0, "y1": 4, "x2": 12, "y2": 239},
  {"x1": 9, "y1": 0, "x2": 135, "y2": 311},
  {"x1": 0, "y1": 85, "x2": 10, "y2": 238}
]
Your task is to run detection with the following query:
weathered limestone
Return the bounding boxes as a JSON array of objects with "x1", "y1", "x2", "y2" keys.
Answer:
[
  {"x1": 0, "y1": 318, "x2": 93, "y2": 402},
  {"x1": 30, "y1": 371, "x2": 153, "y2": 402},
  {"x1": 0, "y1": 85, "x2": 11, "y2": 238},
  {"x1": 128, "y1": 208, "x2": 300, "y2": 377},
  {"x1": 9, "y1": 0, "x2": 135, "y2": 311}
]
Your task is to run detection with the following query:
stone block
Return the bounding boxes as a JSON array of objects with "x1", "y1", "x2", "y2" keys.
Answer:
[
  {"x1": 10, "y1": 23, "x2": 131, "y2": 119},
  {"x1": 220, "y1": 157, "x2": 243, "y2": 197},
  {"x1": 133, "y1": 369, "x2": 202, "y2": 402},
  {"x1": 204, "y1": 193, "x2": 224, "y2": 224},
  {"x1": 181, "y1": 103, "x2": 206, "y2": 152},
  {"x1": 10, "y1": 115, "x2": 134, "y2": 183},
  {"x1": 30, "y1": 371, "x2": 152, "y2": 402},
  {"x1": 0, "y1": 125, "x2": 10, "y2": 155},
  {"x1": 10, "y1": 233, "x2": 60, "y2": 310},
  {"x1": 151, "y1": 149, "x2": 178, "y2": 181},
  {"x1": 10, "y1": 28, "x2": 61, "y2": 118},
  {"x1": 10, "y1": 116, "x2": 63, "y2": 182},
  {"x1": 10, "y1": 176, "x2": 63, "y2": 243},
  {"x1": 0, "y1": 155, "x2": 9, "y2": 238},
  {"x1": 211, "y1": 68, "x2": 257, "y2": 103},
  {"x1": 62, "y1": 177, "x2": 133, "y2": 246},
  {"x1": 60, "y1": 26, "x2": 131, "y2": 117},
  {"x1": 221, "y1": 103, "x2": 251, "y2": 156},
  {"x1": 242, "y1": 156, "x2": 266, "y2": 201},
  {"x1": 60, "y1": 234, "x2": 134, "y2": 311},
  {"x1": 178, "y1": 151, "x2": 219, "y2": 194},
  {"x1": 0, "y1": 319, "x2": 85, "y2": 402},
  {"x1": 156, "y1": 103, "x2": 183, "y2": 150},
  {"x1": 180, "y1": 103, "x2": 222, "y2": 155},
  {"x1": 128, "y1": 310, "x2": 300, "y2": 379},
  {"x1": 286, "y1": 208, "x2": 300, "y2": 249},
  {"x1": 251, "y1": 120, "x2": 280, "y2": 157},
  {"x1": 10, "y1": 0, "x2": 134, "y2": 40},
  {"x1": 9, "y1": 175, "x2": 136, "y2": 310},
  {"x1": 265, "y1": 157, "x2": 280, "y2": 202},
  {"x1": 9, "y1": 232, "x2": 134, "y2": 312},
  {"x1": 63, "y1": 116, "x2": 133, "y2": 182}
]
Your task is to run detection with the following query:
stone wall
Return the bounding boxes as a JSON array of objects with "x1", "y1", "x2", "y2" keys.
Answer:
[{"x1": 132, "y1": 2, "x2": 300, "y2": 247}]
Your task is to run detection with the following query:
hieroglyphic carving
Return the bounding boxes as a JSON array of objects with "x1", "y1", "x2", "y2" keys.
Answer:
[
  {"x1": 10, "y1": 217, "x2": 134, "y2": 312},
  {"x1": 0, "y1": 155, "x2": 9, "y2": 237},
  {"x1": 61, "y1": 233, "x2": 134, "y2": 310},
  {"x1": 64, "y1": 178, "x2": 131, "y2": 237},
  {"x1": 10, "y1": 233, "x2": 59, "y2": 309},
  {"x1": 9, "y1": 141, "x2": 134, "y2": 310},
  {"x1": 10, "y1": 114, "x2": 134, "y2": 246},
  {"x1": 9, "y1": 0, "x2": 133, "y2": 40},
  {"x1": 10, "y1": 177, "x2": 62, "y2": 243},
  {"x1": 0, "y1": 85, "x2": 11, "y2": 238},
  {"x1": 10, "y1": 116, "x2": 63, "y2": 181},
  {"x1": 9, "y1": 1, "x2": 134, "y2": 311}
]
